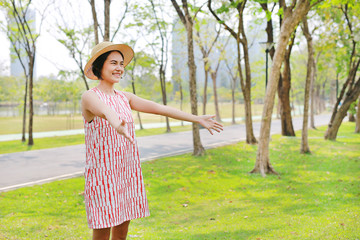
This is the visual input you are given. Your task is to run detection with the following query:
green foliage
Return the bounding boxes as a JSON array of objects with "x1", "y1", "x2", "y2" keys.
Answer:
[
  {"x1": 0, "y1": 75, "x2": 24, "y2": 102},
  {"x1": 348, "y1": 100, "x2": 357, "y2": 115},
  {"x1": 0, "y1": 123, "x2": 359, "y2": 239}
]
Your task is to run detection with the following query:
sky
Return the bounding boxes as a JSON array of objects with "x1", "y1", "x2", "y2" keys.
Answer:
[
  {"x1": 0, "y1": 0, "x2": 161, "y2": 78},
  {"x1": 0, "y1": 0, "x2": 270, "y2": 79}
]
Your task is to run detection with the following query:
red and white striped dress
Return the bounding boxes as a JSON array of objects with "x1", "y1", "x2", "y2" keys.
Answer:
[{"x1": 83, "y1": 87, "x2": 150, "y2": 229}]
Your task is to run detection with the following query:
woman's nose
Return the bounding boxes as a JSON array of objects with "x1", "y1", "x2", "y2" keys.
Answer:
[{"x1": 115, "y1": 64, "x2": 124, "y2": 71}]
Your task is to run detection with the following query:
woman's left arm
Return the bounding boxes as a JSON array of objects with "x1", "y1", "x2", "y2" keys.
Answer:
[{"x1": 123, "y1": 92, "x2": 223, "y2": 135}]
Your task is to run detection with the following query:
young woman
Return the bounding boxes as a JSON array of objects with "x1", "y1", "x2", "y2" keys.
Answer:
[{"x1": 81, "y1": 42, "x2": 223, "y2": 240}]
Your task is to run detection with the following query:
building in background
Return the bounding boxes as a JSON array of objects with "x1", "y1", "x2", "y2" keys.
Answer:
[{"x1": 9, "y1": 7, "x2": 37, "y2": 78}]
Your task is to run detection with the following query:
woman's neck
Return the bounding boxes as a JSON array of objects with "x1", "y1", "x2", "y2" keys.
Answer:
[{"x1": 96, "y1": 81, "x2": 115, "y2": 95}]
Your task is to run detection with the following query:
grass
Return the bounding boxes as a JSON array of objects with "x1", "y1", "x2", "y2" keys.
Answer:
[{"x1": 0, "y1": 123, "x2": 359, "y2": 239}]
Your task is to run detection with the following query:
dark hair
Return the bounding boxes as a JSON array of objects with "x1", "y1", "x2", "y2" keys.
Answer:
[{"x1": 92, "y1": 50, "x2": 124, "y2": 80}]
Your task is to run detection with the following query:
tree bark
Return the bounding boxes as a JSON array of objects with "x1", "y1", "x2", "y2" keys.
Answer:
[
  {"x1": 355, "y1": 96, "x2": 360, "y2": 133},
  {"x1": 160, "y1": 67, "x2": 171, "y2": 132},
  {"x1": 300, "y1": 16, "x2": 314, "y2": 154},
  {"x1": 252, "y1": 0, "x2": 311, "y2": 176},
  {"x1": 225, "y1": 59, "x2": 237, "y2": 124},
  {"x1": 211, "y1": 70, "x2": 221, "y2": 122},
  {"x1": 202, "y1": 66, "x2": 209, "y2": 115},
  {"x1": 240, "y1": 3, "x2": 257, "y2": 144},
  {"x1": 171, "y1": 0, "x2": 204, "y2": 155},
  {"x1": 278, "y1": 31, "x2": 296, "y2": 136},
  {"x1": 28, "y1": 53, "x2": 35, "y2": 146},
  {"x1": 348, "y1": 113, "x2": 355, "y2": 122},
  {"x1": 104, "y1": 0, "x2": 110, "y2": 41},
  {"x1": 89, "y1": 0, "x2": 99, "y2": 44},
  {"x1": 326, "y1": 59, "x2": 360, "y2": 139},
  {"x1": 310, "y1": 58, "x2": 316, "y2": 129},
  {"x1": 325, "y1": 78, "x2": 360, "y2": 140},
  {"x1": 22, "y1": 77, "x2": 28, "y2": 142},
  {"x1": 179, "y1": 82, "x2": 184, "y2": 126}
]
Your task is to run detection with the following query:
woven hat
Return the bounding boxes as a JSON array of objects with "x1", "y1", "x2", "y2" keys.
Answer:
[{"x1": 84, "y1": 41, "x2": 134, "y2": 80}]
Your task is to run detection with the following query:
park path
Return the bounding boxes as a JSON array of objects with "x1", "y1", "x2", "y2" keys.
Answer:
[{"x1": 0, "y1": 115, "x2": 330, "y2": 192}]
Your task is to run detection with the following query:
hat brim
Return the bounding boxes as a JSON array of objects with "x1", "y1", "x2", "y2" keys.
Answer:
[{"x1": 84, "y1": 44, "x2": 134, "y2": 80}]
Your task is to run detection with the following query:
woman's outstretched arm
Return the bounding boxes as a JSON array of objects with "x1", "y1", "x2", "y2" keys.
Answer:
[{"x1": 123, "y1": 92, "x2": 223, "y2": 135}]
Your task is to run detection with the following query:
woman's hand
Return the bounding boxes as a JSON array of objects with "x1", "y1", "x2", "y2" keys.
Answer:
[
  {"x1": 116, "y1": 119, "x2": 134, "y2": 144},
  {"x1": 198, "y1": 115, "x2": 224, "y2": 135}
]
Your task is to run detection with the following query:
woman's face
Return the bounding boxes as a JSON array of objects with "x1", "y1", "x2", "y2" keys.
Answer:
[{"x1": 100, "y1": 51, "x2": 124, "y2": 83}]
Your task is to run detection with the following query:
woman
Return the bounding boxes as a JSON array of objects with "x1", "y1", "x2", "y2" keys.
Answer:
[{"x1": 81, "y1": 41, "x2": 223, "y2": 240}]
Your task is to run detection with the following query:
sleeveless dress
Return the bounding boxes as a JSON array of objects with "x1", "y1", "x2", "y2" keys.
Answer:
[{"x1": 83, "y1": 87, "x2": 150, "y2": 229}]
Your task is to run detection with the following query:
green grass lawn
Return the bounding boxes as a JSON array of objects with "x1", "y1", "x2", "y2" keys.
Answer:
[{"x1": 0, "y1": 123, "x2": 359, "y2": 239}]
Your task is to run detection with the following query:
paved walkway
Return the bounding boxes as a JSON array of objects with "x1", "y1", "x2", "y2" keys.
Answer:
[
  {"x1": 0, "y1": 116, "x2": 266, "y2": 142},
  {"x1": 0, "y1": 115, "x2": 330, "y2": 192}
]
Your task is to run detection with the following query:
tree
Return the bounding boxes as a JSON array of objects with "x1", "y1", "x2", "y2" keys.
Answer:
[
  {"x1": 88, "y1": 0, "x2": 129, "y2": 43},
  {"x1": 1, "y1": 0, "x2": 49, "y2": 145},
  {"x1": 224, "y1": 57, "x2": 238, "y2": 124},
  {"x1": 252, "y1": 0, "x2": 320, "y2": 176},
  {"x1": 57, "y1": 26, "x2": 91, "y2": 90},
  {"x1": 171, "y1": 0, "x2": 205, "y2": 156},
  {"x1": 208, "y1": 0, "x2": 257, "y2": 144},
  {"x1": 137, "y1": 0, "x2": 172, "y2": 132},
  {"x1": 300, "y1": 15, "x2": 314, "y2": 154},
  {"x1": 126, "y1": 40, "x2": 144, "y2": 130},
  {"x1": 324, "y1": 2, "x2": 360, "y2": 140},
  {"x1": 194, "y1": 18, "x2": 220, "y2": 116},
  {"x1": 355, "y1": 96, "x2": 360, "y2": 133},
  {"x1": 259, "y1": 1, "x2": 296, "y2": 136}
]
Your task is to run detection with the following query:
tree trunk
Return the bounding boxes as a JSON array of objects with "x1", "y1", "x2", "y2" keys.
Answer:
[
  {"x1": 316, "y1": 84, "x2": 321, "y2": 114},
  {"x1": 278, "y1": 33, "x2": 296, "y2": 136},
  {"x1": 242, "y1": 28, "x2": 257, "y2": 144},
  {"x1": 300, "y1": 16, "x2": 314, "y2": 154},
  {"x1": 320, "y1": 81, "x2": 326, "y2": 112},
  {"x1": 252, "y1": 0, "x2": 311, "y2": 176},
  {"x1": 355, "y1": 96, "x2": 360, "y2": 133},
  {"x1": 310, "y1": 58, "x2": 316, "y2": 129},
  {"x1": 80, "y1": 69, "x2": 90, "y2": 90},
  {"x1": 328, "y1": 60, "x2": 360, "y2": 130},
  {"x1": 89, "y1": 0, "x2": 99, "y2": 44},
  {"x1": 179, "y1": 83, "x2": 184, "y2": 126},
  {"x1": 231, "y1": 76, "x2": 236, "y2": 124},
  {"x1": 131, "y1": 77, "x2": 144, "y2": 130},
  {"x1": 171, "y1": 0, "x2": 204, "y2": 155},
  {"x1": 237, "y1": 38, "x2": 257, "y2": 144},
  {"x1": 277, "y1": 100, "x2": 281, "y2": 119},
  {"x1": 104, "y1": 0, "x2": 110, "y2": 41},
  {"x1": 348, "y1": 113, "x2": 355, "y2": 122},
  {"x1": 22, "y1": 76, "x2": 28, "y2": 142},
  {"x1": 187, "y1": 23, "x2": 204, "y2": 155},
  {"x1": 202, "y1": 66, "x2": 209, "y2": 115},
  {"x1": 211, "y1": 71, "x2": 221, "y2": 122},
  {"x1": 325, "y1": 77, "x2": 360, "y2": 140},
  {"x1": 224, "y1": 59, "x2": 237, "y2": 124},
  {"x1": 160, "y1": 67, "x2": 171, "y2": 132},
  {"x1": 28, "y1": 56, "x2": 35, "y2": 146}
]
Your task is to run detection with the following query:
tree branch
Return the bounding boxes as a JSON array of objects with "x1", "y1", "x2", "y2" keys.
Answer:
[{"x1": 171, "y1": 0, "x2": 186, "y2": 26}]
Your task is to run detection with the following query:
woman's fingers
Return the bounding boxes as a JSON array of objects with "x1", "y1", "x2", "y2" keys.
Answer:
[{"x1": 117, "y1": 120, "x2": 134, "y2": 144}]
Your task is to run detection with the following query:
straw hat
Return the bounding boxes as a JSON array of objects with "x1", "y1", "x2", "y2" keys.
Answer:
[{"x1": 84, "y1": 41, "x2": 134, "y2": 80}]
